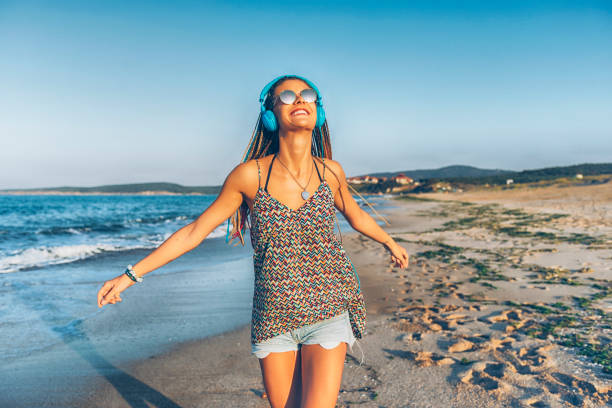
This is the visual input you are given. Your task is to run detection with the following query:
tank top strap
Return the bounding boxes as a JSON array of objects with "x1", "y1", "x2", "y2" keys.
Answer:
[
  {"x1": 322, "y1": 156, "x2": 326, "y2": 180},
  {"x1": 255, "y1": 158, "x2": 261, "y2": 189},
  {"x1": 313, "y1": 156, "x2": 322, "y2": 182},
  {"x1": 264, "y1": 153, "x2": 277, "y2": 192}
]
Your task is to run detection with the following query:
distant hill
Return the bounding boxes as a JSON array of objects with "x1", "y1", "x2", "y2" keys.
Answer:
[
  {"x1": 351, "y1": 162, "x2": 612, "y2": 194},
  {"x1": 0, "y1": 182, "x2": 220, "y2": 195},
  {"x1": 2, "y1": 163, "x2": 610, "y2": 195},
  {"x1": 427, "y1": 162, "x2": 612, "y2": 185},
  {"x1": 367, "y1": 165, "x2": 513, "y2": 181}
]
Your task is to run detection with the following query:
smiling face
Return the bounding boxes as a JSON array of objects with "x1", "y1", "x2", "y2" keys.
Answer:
[{"x1": 271, "y1": 78, "x2": 318, "y2": 132}]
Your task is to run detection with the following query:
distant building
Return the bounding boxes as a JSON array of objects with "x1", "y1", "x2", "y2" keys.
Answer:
[
  {"x1": 433, "y1": 182, "x2": 452, "y2": 192},
  {"x1": 347, "y1": 175, "x2": 380, "y2": 184},
  {"x1": 393, "y1": 173, "x2": 414, "y2": 184},
  {"x1": 506, "y1": 179, "x2": 514, "y2": 185},
  {"x1": 575, "y1": 174, "x2": 583, "y2": 179}
]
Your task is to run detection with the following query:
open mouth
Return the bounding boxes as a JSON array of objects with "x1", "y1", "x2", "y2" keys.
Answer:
[{"x1": 290, "y1": 109, "x2": 309, "y2": 116}]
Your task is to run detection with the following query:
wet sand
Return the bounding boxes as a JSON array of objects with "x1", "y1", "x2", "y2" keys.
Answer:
[{"x1": 70, "y1": 182, "x2": 611, "y2": 407}]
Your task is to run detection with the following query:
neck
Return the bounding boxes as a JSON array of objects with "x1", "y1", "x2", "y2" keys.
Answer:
[{"x1": 276, "y1": 129, "x2": 313, "y2": 176}]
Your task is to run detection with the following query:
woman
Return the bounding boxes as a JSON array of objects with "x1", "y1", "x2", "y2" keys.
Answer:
[{"x1": 97, "y1": 75, "x2": 410, "y2": 408}]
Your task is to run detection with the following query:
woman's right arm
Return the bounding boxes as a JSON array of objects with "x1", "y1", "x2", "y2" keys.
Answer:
[{"x1": 97, "y1": 162, "x2": 251, "y2": 308}]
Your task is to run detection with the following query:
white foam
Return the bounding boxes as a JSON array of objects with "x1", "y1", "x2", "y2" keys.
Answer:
[
  {"x1": 0, "y1": 221, "x2": 233, "y2": 274},
  {"x1": 207, "y1": 222, "x2": 230, "y2": 239},
  {"x1": 0, "y1": 243, "x2": 142, "y2": 274}
]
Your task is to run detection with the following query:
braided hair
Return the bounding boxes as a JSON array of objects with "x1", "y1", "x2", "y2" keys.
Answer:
[{"x1": 226, "y1": 76, "x2": 333, "y2": 246}]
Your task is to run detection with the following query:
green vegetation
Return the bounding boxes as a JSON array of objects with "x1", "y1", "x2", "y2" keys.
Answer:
[
  {"x1": 522, "y1": 304, "x2": 554, "y2": 315},
  {"x1": 559, "y1": 334, "x2": 612, "y2": 374},
  {"x1": 416, "y1": 242, "x2": 464, "y2": 263},
  {"x1": 393, "y1": 194, "x2": 438, "y2": 202},
  {"x1": 574, "y1": 296, "x2": 592, "y2": 309},
  {"x1": 508, "y1": 284, "x2": 611, "y2": 372},
  {"x1": 391, "y1": 191, "x2": 612, "y2": 377},
  {"x1": 523, "y1": 313, "x2": 578, "y2": 339},
  {"x1": 565, "y1": 233, "x2": 607, "y2": 246},
  {"x1": 12, "y1": 163, "x2": 607, "y2": 195},
  {"x1": 459, "y1": 357, "x2": 473, "y2": 365},
  {"x1": 573, "y1": 283, "x2": 612, "y2": 310},
  {"x1": 525, "y1": 264, "x2": 583, "y2": 286},
  {"x1": 352, "y1": 178, "x2": 402, "y2": 195},
  {"x1": 415, "y1": 209, "x2": 450, "y2": 217},
  {"x1": 420, "y1": 200, "x2": 607, "y2": 247},
  {"x1": 462, "y1": 292, "x2": 496, "y2": 304},
  {"x1": 551, "y1": 302, "x2": 570, "y2": 311},
  {"x1": 423, "y1": 163, "x2": 612, "y2": 187},
  {"x1": 461, "y1": 258, "x2": 508, "y2": 282}
]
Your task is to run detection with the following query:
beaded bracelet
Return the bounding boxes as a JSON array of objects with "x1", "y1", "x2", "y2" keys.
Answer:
[{"x1": 124, "y1": 264, "x2": 143, "y2": 283}]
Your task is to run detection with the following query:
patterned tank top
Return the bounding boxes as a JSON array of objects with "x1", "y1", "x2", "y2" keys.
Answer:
[{"x1": 249, "y1": 152, "x2": 367, "y2": 344}]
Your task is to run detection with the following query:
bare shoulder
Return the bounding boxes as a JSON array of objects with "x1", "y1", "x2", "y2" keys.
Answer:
[
  {"x1": 315, "y1": 157, "x2": 348, "y2": 193},
  {"x1": 317, "y1": 157, "x2": 347, "y2": 179},
  {"x1": 224, "y1": 159, "x2": 257, "y2": 194}
]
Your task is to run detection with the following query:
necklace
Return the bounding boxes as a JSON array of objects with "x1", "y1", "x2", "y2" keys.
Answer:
[{"x1": 275, "y1": 153, "x2": 315, "y2": 200}]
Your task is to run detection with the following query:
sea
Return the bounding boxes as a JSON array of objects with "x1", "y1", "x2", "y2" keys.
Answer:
[{"x1": 0, "y1": 193, "x2": 397, "y2": 404}]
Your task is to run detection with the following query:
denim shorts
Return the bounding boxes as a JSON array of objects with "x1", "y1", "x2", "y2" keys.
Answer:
[{"x1": 251, "y1": 310, "x2": 363, "y2": 364}]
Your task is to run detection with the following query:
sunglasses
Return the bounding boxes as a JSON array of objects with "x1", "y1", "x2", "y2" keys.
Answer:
[{"x1": 274, "y1": 88, "x2": 318, "y2": 105}]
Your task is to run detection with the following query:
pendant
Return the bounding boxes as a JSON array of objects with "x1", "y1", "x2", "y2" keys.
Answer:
[{"x1": 301, "y1": 190, "x2": 310, "y2": 200}]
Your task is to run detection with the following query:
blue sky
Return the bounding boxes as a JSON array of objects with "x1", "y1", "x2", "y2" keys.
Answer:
[{"x1": 1, "y1": 1, "x2": 610, "y2": 189}]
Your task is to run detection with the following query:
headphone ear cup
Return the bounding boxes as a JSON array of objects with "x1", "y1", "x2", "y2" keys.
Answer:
[
  {"x1": 316, "y1": 105, "x2": 326, "y2": 128},
  {"x1": 261, "y1": 110, "x2": 278, "y2": 132}
]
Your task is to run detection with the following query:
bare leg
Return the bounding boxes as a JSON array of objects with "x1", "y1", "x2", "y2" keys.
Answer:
[
  {"x1": 258, "y1": 349, "x2": 302, "y2": 408},
  {"x1": 300, "y1": 342, "x2": 347, "y2": 408}
]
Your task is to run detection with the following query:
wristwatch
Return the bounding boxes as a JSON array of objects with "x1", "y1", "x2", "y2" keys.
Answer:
[{"x1": 124, "y1": 264, "x2": 143, "y2": 283}]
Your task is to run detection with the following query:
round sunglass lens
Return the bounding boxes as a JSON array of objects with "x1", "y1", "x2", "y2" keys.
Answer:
[
  {"x1": 278, "y1": 90, "x2": 297, "y2": 104},
  {"x1": 301, "y1": 89, "x2": 317, "y2": 103}
]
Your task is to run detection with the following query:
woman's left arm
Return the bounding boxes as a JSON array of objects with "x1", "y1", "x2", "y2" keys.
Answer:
[{"x1": 328, "y1": 159, "x2": 410, "y2": 269}]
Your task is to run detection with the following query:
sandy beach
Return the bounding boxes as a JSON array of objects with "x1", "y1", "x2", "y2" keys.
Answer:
[{"x1": 66, "y1": 182, "x2": 610, "y2": 408}]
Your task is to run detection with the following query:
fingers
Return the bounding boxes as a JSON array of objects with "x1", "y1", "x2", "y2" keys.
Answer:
[
  {"x1": 108, "y1": 294, "x2": 122, "y2": 304},
  {"x1": 390, "y1": 255, "x2": 403, "y2": 268},
  {"x1": 97, "y1": 282, "x2": 112, "y2": 307},
  {"x1": 100, "y1": 290, "x2": 122, "y2": 306},
  {"x1": 400, "y1": 248, "x2": 410, "y2": 268},
  {"x1": 385, "y1": 242, "x2": 410, "y2": 269},
  {"x1": 402, "y1": 250, "x2": 410, "y2": 267},
  {"x1": 98, "y1": 281, "x2": 123, "y2": 308},
  {"x1": 390, "y1": 250, "x2": 410, "y2": 269}
]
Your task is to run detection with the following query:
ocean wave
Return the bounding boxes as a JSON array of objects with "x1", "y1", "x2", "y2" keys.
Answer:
[
  {"x1": 0, "y1": 243, "x2": 145, "y2": 274},
  {"x1": 131, "y1": 214, "x2": 189, "y2": 225},
  {"x1": 34, "y1": 214, "x2": 192, "y2": 236},
  {"x1": 0, "y1": 222, "x2": 230, "y2": 274}
]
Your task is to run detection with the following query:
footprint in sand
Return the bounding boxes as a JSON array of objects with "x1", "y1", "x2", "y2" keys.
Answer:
[{"x1": 459, "y1": 362, "x2": 511, "y2": 393}]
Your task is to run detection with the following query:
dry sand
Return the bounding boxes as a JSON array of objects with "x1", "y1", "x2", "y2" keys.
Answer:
[{"x1": 73, "y1": 182, "x2": 611, "y2": 407}]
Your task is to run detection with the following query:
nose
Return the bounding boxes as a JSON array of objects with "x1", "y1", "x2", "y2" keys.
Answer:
[{"x1": 294, "y1": 92, "x2": 306, "y2": 104}]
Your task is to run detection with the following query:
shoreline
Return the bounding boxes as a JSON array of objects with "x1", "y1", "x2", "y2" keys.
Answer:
[
  {"x1": 10, "y1": 184, "x2": 610, "y2": 407},
  {"x1": 62, "y1": 204, "x2": 411, "y2": 408}
]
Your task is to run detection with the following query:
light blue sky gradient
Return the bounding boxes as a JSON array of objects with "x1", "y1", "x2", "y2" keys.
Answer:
[{"x1": 1, "y1": 1, "x2": 610, "y2": 189}]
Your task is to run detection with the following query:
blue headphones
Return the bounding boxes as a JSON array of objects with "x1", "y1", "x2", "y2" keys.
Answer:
[{"x1": 259, "y1": 75, "x2": 326, "y2": 132}]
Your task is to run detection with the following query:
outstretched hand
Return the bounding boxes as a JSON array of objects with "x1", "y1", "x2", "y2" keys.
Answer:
[
  {"x1": 385, "y1": 241, "x2": 410, "y2": 268},
  {"x1": 97, "y1": 274, "x2": 135, "y2": 308}
]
